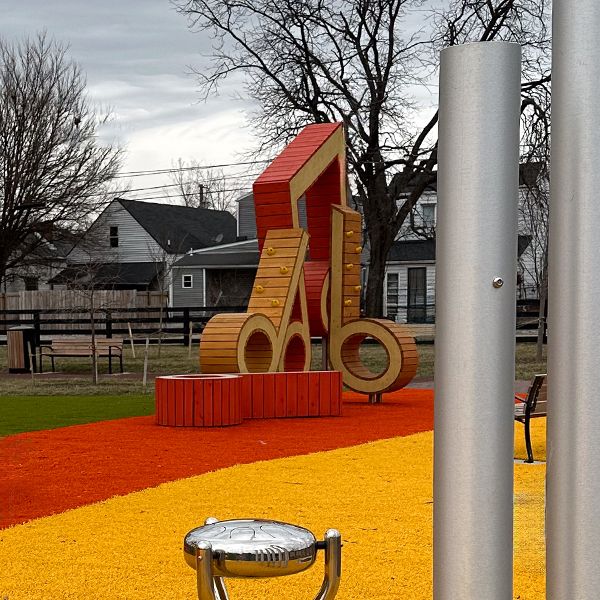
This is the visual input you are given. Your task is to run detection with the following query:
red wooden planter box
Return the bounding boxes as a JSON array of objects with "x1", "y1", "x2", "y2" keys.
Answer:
[
  {"x1": 155, "y1": 371, "x2": 342, "y2": 428},
  {"x1": 155, "y1": 374, "x2": 242, "y2": 427},
  {"x1": 239, "y1": 371, "x2": 342, "y2": 419}
]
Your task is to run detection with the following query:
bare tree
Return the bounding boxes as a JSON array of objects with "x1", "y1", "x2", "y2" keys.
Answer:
[
  {"x1": 174, "y1": 0, "x2": 550, "y2": 316},
  {"x1": 54, "y1": 255, "x2": 120, "y2": 385},
  {"x1": 519, "y1": 80, "x2": 551, "y2": 361},
  {"x1": 145, "y1": 241, "x2": 177, "y2": 357},
  {"x1": 169, "y1": 158, "x2": 237, "y2": 213},
  {"x1": 0, "y1": 34, "x2": 121, "y2": 289}
]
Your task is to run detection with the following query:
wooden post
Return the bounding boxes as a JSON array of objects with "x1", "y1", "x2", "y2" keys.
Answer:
[
  {"x1": 127, "y1": 322, "x2": 136, "y2": 358},
  {"x1": 182, "y1": 307, "x2": 191, "y2": 347},
  {"x1": 188, "y1": 320, "x2": 194, "y2": 358},
  {"x1": 142, "y1": 337, "x2": 150, "y2": 393}
]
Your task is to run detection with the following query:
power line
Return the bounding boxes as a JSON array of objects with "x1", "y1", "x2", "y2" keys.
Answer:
[
  {"x1": 113, "y1": 160, "x2": 271, "y2": 179},
  {"x1": 119, "y1": 186, "x2": 254, "y2": 202},
  {"x1": 106, "y1": 171, "x2": 263, "y2": 196}
]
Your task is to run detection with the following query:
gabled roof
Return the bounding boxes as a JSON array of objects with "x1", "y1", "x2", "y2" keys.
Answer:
[
  {"x1": 117, "y1": 198, "x2": 237, "y2": 253},
  {"x1": 50, "y1": 262, "x2": 159, "y2": 286}
]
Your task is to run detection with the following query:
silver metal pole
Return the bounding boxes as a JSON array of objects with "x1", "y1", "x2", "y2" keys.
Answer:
[
  {"x1": 547, "y1": 3, "x2": 600, "y2": 597},
  {"x1": 434, "y1": 42, "x2": 521, "y2": 599}
]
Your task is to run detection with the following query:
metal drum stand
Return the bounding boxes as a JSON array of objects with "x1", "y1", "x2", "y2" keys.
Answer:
[{"x1": 183, "y1": 517, "x2": 342, "y2": 600}]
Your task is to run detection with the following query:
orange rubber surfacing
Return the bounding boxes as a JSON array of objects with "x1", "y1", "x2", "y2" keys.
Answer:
[{"x1": 0, "y1": 389, "x2": 433, "y2": 529}]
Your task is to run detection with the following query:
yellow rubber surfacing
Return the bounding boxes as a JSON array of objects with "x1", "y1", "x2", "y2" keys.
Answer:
[{"x1": 0, "y1": 426, "x2": 546, "y2": 600}]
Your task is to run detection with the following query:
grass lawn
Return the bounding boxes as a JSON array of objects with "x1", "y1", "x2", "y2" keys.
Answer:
[
  {"x1": 0, "y1": 394, "x2": 154, "y2": 437},
  {"x1": 0, "y1": 341, "x2": 546, "y2": 436}
]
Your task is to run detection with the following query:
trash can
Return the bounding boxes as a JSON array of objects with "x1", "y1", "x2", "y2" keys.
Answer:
[{"x1": 7, "y1": 326, "x2": 37, "y2": 373}]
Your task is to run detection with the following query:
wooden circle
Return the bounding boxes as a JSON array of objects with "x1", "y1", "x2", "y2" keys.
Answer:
[{"x1": 329, "y1": 318, "x2": 418, "y2": 393}]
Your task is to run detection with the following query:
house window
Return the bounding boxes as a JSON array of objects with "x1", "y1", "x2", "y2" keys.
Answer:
[
  {"x1": 407, "y1": 267, "x2": 427, "y2": 323},
  {"x1": 182, "y1": 274, "x2": 193, "y2": 289},
  {"x1": 386, "y1": 272, "x2": 399, "y2": 319},
  {"x1": 422, "y1": 204, "x2": 436, "y2": 228},
  {"x1": 23, "y1": 276, "x2": 39, "y2": 291},
  {"x1": 109, "y1": 226, "x2": 119, "y2": 248}
]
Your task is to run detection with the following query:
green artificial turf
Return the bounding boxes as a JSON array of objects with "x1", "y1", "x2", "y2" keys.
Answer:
[{"x1": 0, "y1": 394, "x2": 154, "y2": 437}]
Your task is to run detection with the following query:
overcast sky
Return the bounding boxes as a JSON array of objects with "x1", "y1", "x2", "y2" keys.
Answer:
[
  {"x1": 1, "y1": 1, "x2": 439, "y2": 203},
  {"x1": 1, "y1": 0, "x2": 259, "y2": 198}
]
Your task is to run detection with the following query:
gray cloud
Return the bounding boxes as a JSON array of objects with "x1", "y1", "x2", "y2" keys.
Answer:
[{"x1": 0, "y1": 0, "x2": 258, "y2": 193}]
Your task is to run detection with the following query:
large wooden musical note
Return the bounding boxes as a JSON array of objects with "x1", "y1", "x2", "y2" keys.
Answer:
[{"x1": 199, "y1": 122, "x2": 417, "y2": 394}]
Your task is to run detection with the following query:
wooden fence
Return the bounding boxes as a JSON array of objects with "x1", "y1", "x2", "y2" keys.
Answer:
[
  {"x1": 0, "y1": 290, "x2": 166, "y2": 311},
  {"x1": 0, "y1": 305, "x2": 245, "y2": 346},
  {"x1": 0, "y1": 290, "x2": 168, "y2": 334}
]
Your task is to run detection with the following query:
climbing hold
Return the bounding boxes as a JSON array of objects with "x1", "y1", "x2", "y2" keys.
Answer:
[
  {"x1": 256, "y1": 285, "x2": 265, "y2": 293},
  {"x1": 280, "y1": 266, "x2": 289, "y2": 275},
  {"x1": 271, "y1": 299, "x2": 280, "y2": 307},
  {"x1": 346, "y1": 230, "x2": 354, "y2": 238},
  {"x1": 266, "y1": 247, "x2": 276, "y2": 256},
  {"x1": 346, "y1": 263, "x2": 354, "y2": 270},
  {"x1": 355, "y1": 246, "x2": 362, "y2": 254},
  {"x1": 344, "y1": 299, "x2": 352, "y2": 306},
  {"x1": 354, "y1": 285, "x2": 362, "y2": 292}
]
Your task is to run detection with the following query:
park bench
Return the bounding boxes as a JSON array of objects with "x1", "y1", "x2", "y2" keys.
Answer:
[
  {"x1": 39, "y1": 337, "x2": 125, "y2": 374},
  {"x1": 514, "y1": 373, "x2": 547, "y2": 463}
]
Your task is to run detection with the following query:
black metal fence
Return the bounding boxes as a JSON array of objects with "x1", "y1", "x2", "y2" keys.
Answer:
[{"x1": 0, "y1": 305, "x2": 245, "y2": 346}]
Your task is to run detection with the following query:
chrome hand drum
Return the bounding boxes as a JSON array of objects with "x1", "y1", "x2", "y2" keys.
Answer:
[{"x1": 183, "y1": 517, "x2": 342, "y2": 600}]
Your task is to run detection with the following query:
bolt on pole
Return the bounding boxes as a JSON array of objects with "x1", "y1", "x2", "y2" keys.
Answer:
[
  {"x1": 547, "y1": 2, "x2": 600, "y2": 597},
  {"x1": 434, "y1": 41, "x2": 521, "y2": 600}
]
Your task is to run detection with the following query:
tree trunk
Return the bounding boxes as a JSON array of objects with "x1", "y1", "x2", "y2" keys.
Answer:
[
  {"x1": 365, "y1": 228, "x2": 394, "y2": 317},
  {"x1": 90, "y1": 309, "x2": 98, "y2": 385},
  {"x1": 536, "y1": 258, "x2": 548, "y2": 362}
]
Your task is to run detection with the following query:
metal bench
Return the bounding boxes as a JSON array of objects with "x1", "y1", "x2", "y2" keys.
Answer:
[
  {"x1": 514, "y1": 373, "x2": 547, "y2": 463},
  {"x1": 39, "y1": 337, "x2": 124, "y2": 374}
]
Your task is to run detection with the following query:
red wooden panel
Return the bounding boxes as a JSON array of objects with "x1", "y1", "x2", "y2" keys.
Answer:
[
  {"x1": 193, "y1": 379, "x2": 204, "y2": 426},
  {"x1": 330, "y1": 371, "x2": 342, "y2": 416},
  {"x1": 167, "y1": 379, "x2": 176, "y2": 425},
  {"x1": 184, "y1": 381, "x2": 194, "y2": 426},
  {"x1": 231, "y1": 378, "x2": 238, "y2": 424},
  {"x1": 175, "y1": 379, "x2": 185, "y2": 426},
  {"x1": 275, "y1": 374, "x2": 287, "y2": 418},
  {"x1": 154, "y1": 378, "x2": 161, "y2": 424},
  {"x1": 318, "y1": 372, "x2": 331, "y2": 416},
  {"x1": 308, "y1": 373, "x2": 320, "y2": 416},
  {"x1": 252, "y1": 374, "x2": 264, "y2": 418},
  {"x1": 263, "y1": 374, "x2": 275, "y2": 418},
  {"x1": 203, "y1": 378, "x2": 214, "y2": 427},
  {"x1": 252, "y1": 190, "x2": 291, "y2": 204},
  {"x1": 155, "y1": 378, "x2": 163, "y2": 424},
  {"x1": 257, "y1": 214, "x2": 294, "y2": 228},
  {"x1": 241, "y1": 374, "x2": 252, "y2": 419},
  {"x1": 255, "y1": 202, "x2": 294, "y2": 216},
  {"x1": 252, "y1": 181, "x2": 289, "y2": 193},
  {"x1": 286, "y1": 373, "x2": 298, "y2": 417},
  {"x1": 213, "y1": 380, "x2": 222, "y2": 426},
  {"x1": 220, "y1": 379, "x2": 230, "y2": 426},
  {"x1": 297, "y1": 373, "x2": 309, "y2": 416}
]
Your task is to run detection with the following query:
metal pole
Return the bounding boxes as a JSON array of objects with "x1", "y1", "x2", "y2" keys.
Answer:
[
  {"x1": 434, "y1": 42, "x2": 521, "y2": 599},
  {"x1": 547, "y1": 3, "x2": 600, "y2": 597}
]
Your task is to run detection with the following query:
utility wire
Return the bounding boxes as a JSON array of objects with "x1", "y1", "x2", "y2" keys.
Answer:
[{"x1": 113, "y1": 160, "x2": 271, "y2": 179}]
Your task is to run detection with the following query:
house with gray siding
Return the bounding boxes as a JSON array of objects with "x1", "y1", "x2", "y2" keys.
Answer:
[
  {"x1": 53, "y1": 198, "x2": 237, "y2": 300},
  {"x1": 172, "y1": 239, "x2": 258, "y2": 308}
]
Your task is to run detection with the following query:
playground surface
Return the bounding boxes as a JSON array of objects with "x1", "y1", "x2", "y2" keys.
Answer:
[{"x1": 0, "y1": 388, "x2": 546, "y2": 600}]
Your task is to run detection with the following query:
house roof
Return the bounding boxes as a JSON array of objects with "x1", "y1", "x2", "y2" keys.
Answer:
[
  {"x1": 117, "y1": 198, "x2": 237, "y2": 253},
  {"x1": 50, "y1": 262, "x2": 159, "y2": 286},
  {"x1": 389, "y1": 235, "x2": 532, "y2": 263},
  {"x1": 175, "y1": 239, "x2": 259, "y2": 268}
]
